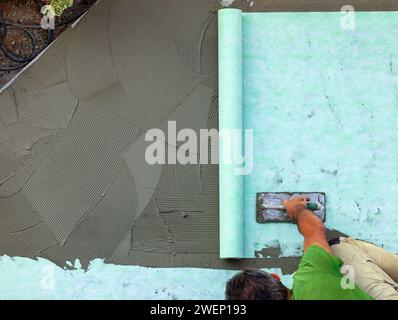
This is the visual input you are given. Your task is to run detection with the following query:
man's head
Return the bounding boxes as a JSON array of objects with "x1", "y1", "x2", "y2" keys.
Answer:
[{"x1": 225, "y1": 269, "x2": 289, "y2": 300}]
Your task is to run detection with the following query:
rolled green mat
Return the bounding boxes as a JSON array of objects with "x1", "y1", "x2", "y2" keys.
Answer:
[{"x1": 218, "y1": 8, "x2": 243, "y2": 258}]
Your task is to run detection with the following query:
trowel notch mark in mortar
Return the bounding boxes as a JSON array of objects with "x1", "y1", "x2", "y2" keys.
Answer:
[{"x1": 0, "y1": 0, "x2": 260, "y2": 270}]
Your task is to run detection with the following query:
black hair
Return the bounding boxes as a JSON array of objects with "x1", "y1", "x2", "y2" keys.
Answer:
[{"x1": 225, "y1": 269, "x2": 289, "y2": 300}]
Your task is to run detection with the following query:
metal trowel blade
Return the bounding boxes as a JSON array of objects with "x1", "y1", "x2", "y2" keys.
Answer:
[{"x1": 256, "y1": 192, "x2": 326, "y2": 223}]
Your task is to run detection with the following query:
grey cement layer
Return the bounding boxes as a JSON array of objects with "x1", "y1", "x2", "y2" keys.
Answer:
[{"x1": 0, "y1": 0, "x2": 396, "y2": 273}]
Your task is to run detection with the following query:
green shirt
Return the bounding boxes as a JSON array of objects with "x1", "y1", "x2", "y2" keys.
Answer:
[{"x1": 291, "y1": 245, "x2": 373, "y2": 300}]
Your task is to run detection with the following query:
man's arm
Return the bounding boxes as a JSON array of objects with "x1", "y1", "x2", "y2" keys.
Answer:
[{"x1": 283, "y1": 197, "x2": 332, "y2": 254}]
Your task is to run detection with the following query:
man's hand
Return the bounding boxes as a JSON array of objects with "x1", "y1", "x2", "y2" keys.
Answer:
[
  {"x1": 283, "y1": 196, "x2": 309, "y2": 220},
  {"x1": 284, "y1": 196, "x2": 332, "y2": 254}
]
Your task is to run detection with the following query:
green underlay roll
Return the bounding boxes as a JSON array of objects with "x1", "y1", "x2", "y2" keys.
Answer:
[{"x1": 218, "y1": 9, "x2": 243, "y2": 258}]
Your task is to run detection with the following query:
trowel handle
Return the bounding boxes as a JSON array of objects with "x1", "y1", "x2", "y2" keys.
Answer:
[
  {"x1": 262, "y1": 202, "x2": 322, "y2": 211},
  {"x1": 306, "y1": 202, "x2": 321, "y2": 211}
]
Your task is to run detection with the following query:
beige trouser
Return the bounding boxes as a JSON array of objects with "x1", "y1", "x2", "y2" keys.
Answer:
[{"x1": 330, "y1": 237, "x2": 398, "y2": 300}]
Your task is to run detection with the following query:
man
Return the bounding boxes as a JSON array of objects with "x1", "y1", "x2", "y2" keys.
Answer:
[{"x1": 226, "y1": 196, "x2": 398, "y2": 300}]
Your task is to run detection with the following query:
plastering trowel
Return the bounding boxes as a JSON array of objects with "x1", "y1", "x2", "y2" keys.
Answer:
[{"x1": 256, "y1": 192, "x2": 326, "y2": 223}]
